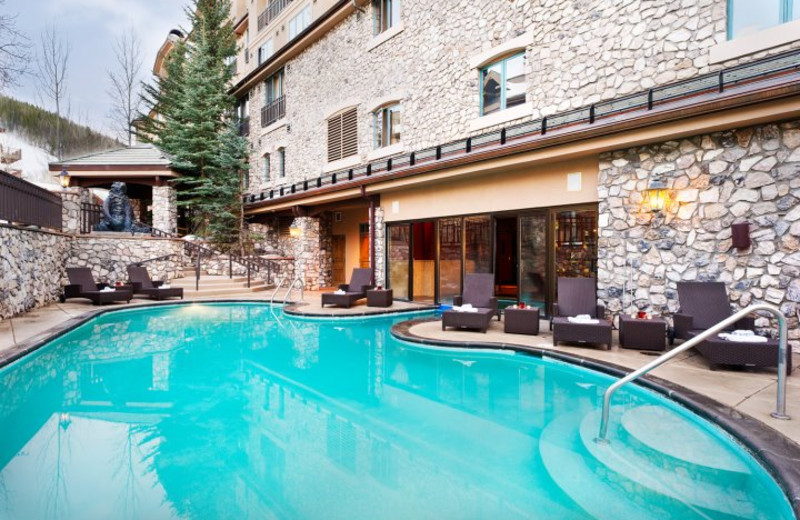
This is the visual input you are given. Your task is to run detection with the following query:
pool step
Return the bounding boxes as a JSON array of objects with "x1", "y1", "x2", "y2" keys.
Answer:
[{"x1": 540, "y1": 407, "x2": 761, "y2": 519}]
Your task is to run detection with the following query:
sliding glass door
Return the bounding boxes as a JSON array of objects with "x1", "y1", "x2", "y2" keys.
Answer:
[
  {"x1": 438, "y1": 218, "x2": 462, "y2": 304},
  {"x1": 519, "y1": 213, "x2": 547, "y2": 312},
  {"x1": 387, "y1": 224, "x2": 410, "y2": 300}
]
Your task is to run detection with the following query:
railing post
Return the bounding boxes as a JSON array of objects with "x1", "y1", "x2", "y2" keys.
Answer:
[
  {"x1": 647, "y1": 89, "x2": 654, "y2": 110},
  {"x1": 229, "y1": 252, "x2": 233, "y2": 279},
  {"x1": 718, "y1": 70, "x2": 725, "y2": 93},
  {"x1": 195, "y1": 252, "x2": 200, "y2": 291},
  {"x1": 247, "y1": 262, "x2": 251, "y2": 288}
]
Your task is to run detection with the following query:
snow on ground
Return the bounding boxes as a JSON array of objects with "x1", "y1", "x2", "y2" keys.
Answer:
[{"x1": 0, "y1": 129, "x2": 59, "y2": 188}]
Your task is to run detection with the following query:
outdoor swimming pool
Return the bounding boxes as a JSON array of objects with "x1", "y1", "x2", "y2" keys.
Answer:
[{"x1": 0, "y1": 303, "x2": 793, "y2": 519}]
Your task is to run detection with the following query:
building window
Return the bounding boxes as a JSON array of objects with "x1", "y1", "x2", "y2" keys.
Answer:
[
  {"x1": 258, "y1": 40, "x2": 273, "y2": 65},
  {"x1": 480, "y1": 53, "x2": 526, "y2": 116},
  {"x1": 277, "y1": 147, "x2": 285, "y2": 178},
  {"x1": 262, "y1": 69, "x2": 285, "y2": 127},
  {"x1": 288, "y1": 4, "x2": 312, "y2": 39},
  {"x1": 727, "y1": 0, "x2": 799, "y2": 39},
  {"x1": 327, "y1": 107, "x2": 358, "y2": 162},
  {"x1": 373, "y1": 103, "x2": 401, "y2": 148},
  {"x1": 243, "y1": 169, "x2": 250, "y2": 190},
  {"x1": 373, "y1": 0, "x2": 400, "y2": 35},
  {"x1": 262, "y1": 153, "x2": 270, "y2": 181}
]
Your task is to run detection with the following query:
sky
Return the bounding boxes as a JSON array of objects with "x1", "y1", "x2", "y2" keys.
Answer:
[{"x1": 2, "y1": 0, "x2": 189, "y2": 138}]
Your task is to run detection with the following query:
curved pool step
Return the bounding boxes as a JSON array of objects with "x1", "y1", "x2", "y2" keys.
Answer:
[
  {"x1": 539, "y1": 411, "x2": 686, "y2": 520},
  {"x1": 578, "y1": 409, "x2": 756, "y2": 519},
  {"x1": 619, "y1": 405, "x2": 751, "y2": 485}
]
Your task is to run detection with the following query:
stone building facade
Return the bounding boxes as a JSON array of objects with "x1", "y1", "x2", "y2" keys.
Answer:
[{"x1": 231, "y1": 0, "x2": 800, "y2": 346}]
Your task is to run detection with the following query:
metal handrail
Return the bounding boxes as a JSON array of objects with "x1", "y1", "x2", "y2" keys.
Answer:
[
  {"x1": 283, "y1": 277, "x2": 304, "y2": 303},
  {"x1": 269, "y1": 275, "x2": 289, "y2": 304},
  {"x1": 129, "y1": 254, "x2": 178, "y2": 267},
  {"x1": 596, "y1": 304, "x2": 790, "y2": 443}
]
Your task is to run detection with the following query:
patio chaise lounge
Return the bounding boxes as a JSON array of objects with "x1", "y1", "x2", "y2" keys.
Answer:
[
  {"x1": 551, "y1": 277, "x2": 612, "y2": 349},
  {"x1": 675, "y1": 281, "x2": 791, "y2": 374},
  {"x1": 127, "y1": 266, "x2": 184, "y2": 301},
  {"x1": 321, "y1": 268, "x2": 373, "y2": 308},
  {"x1": 441, "y1": 273, "x2": 499, "y2": 333},
  {"x1": 63, "y1": 267, "x2": 133, "y2": 305}
]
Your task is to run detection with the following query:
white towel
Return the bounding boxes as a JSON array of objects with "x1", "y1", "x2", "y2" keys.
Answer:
[
  {"x1": 568, "y1": 314, "x2": 599, "y2": 324},
  {"x1": 719, "y1": 331, "x2": 768, "y2": 343},
  {"x1": 334, "y1": 289, "x2": 346, "y2": 295},
  {"x1": 452, "y1": 304, "x2": 478, "y2": 313},
  {"x1": 101, "y1": 286, "x2": 115, "y2": 292},
  {"x1": 160, "y1": 284, "x2": 171, "y2": 289}
]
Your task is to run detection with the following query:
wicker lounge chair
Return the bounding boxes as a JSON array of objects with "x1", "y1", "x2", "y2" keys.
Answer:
[
  {"x1": 441, "y1": 273, "x2": 499, "y2": 333},
  {"x1": 127, "y1": 266, "x2": 183, "y2": 300},
  {"x1": 63, "y1": 267, "x2": 133, "y2": 305},
  {"x1": 321, "y1": 268, "x2": 373, "y2": 308},
  {"x1": 551, "y1": 277, "x2": 612, "y2": 349},
  {"x1": 675, "y1": 282, "x2": 791, "y2": 373}
]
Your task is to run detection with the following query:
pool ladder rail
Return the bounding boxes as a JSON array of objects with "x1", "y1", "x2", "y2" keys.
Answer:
[
  {"x1": 270, "y1": 275, "x2": 304, "y2": 305},
  {"x1": 596, "y1": 304, "x2": 791, "y2": 444}
]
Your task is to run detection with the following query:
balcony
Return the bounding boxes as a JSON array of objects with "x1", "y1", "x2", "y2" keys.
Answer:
[
  {"x1": 261, "y1": 96, "x2": 286, "y2": 128},
  {"x1": 258, "y1": 0, "x2": 294, "y2": 32}
]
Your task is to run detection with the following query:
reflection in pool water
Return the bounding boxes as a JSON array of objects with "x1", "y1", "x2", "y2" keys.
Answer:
[{"x1": 0, "y1": 303, "x2": 793, "y2": 520}]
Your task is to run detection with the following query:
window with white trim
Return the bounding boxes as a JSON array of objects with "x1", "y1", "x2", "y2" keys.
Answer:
[
  {"x1": 262, "y1": 153, "x2": 270, "y2": 181},
  {"x1": 277, "y1": 148, "x2": 285, "y2": 178},
  {"x1": 373, "y1": 103, "x2": 401, "y2": 148},
  {"x1": 727, "y1": 0, "x2": 800, "y2": 39},
  {"x1": 327, "y1": 107, "x2": 358, "y2": 162},
  {"x1": 373, "y1": 0, "x2": 400, "y2": 35},
  {"x1": 289, "y1": 4, "x2": 312, "y2": 39},
  {"x1": 258, "y1": 40, "x2": 273, "y2": 65},
  {"x1": 480, "y1": 53, "x2": 526, "y2": 116}
]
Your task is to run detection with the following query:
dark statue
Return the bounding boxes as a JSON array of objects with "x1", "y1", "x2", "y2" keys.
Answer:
[{"x1": 94, "y1": 182, "x2": 148, "y2": 232}]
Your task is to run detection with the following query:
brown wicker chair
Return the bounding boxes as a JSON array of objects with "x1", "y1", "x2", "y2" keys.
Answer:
[
  {"x1": 321, "y1": 268, "x2": 373, "y2": 308},
  {"x1": 127, "y1": 266, "x2": 183, "y2": 301},
  {"x1": 442, "y1": 273, "x2": 499, "y2": 333},
  {"x1": 675, "y1": 282, "x2": 791, "y2": 374},
  {"x1": 551, "y1": 277, "x2": 612, "y2": 349},
  {"x1": 63, "y1": 268, "x2": 133, "y2": 305}
]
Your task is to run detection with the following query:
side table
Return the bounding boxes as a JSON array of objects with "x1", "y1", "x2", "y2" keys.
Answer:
[
  {"x1": 367, "y1": 288, "x2": 393, "y2": 307},
  {"x1": 504, "y1": 307, "x2": 540, "y2": 335},
  {"x1": 619, "y1": 315, "x2": 667, "y2": 351}
]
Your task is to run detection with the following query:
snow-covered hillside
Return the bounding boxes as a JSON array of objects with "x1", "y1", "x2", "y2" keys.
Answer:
[{"x1": 0, "y1": 129, "x2": 58, "y2": 188}]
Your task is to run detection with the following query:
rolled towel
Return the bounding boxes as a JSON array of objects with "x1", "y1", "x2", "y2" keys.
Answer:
[
  {"x1": 719, "y1": 332, "x2": 768, "y2": 343},
  {"x1": 568, "y1": 315, "x2": 599, "y2": 324},
  {"x1": 334, "y1": 289, "x2": 346, "y2": 295},
  {"x1": 101, "y1": 286, "x2": 115, "y2": 292},
  {"x1": 160, "y1": 284, "x2": 171, "y2": 289}
]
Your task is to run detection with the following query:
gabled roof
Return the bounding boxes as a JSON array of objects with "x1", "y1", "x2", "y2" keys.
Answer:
[{"x1": 53, "y1": 144, "x2": 172, "y2": 168}]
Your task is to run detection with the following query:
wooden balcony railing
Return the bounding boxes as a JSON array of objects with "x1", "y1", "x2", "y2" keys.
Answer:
[{"x1": 261, "y1": 96, "x2": 286, "y2": 127}]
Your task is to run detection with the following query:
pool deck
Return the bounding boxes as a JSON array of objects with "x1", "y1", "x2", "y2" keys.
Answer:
[{"x1": 1, "y1": 293, "x2": 798, "y2": 448}]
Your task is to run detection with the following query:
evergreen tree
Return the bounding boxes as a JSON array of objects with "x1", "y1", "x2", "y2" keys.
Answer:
[{"x1": 139, "y1": 0, "x2": 247, "y2": 248}]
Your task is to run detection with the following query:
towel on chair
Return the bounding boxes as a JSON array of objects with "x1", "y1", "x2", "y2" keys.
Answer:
[
  {"x1": 719, "y1": 330, "x2": 768, "y2": 343},
  {"x1": 568, "y1": 314, "x2": 599, "y2": 324}
]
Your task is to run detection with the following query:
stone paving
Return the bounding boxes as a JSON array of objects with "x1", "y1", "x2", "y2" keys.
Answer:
[{"x1": 1, "y1": 292, "x2": 798, "y2": 445}]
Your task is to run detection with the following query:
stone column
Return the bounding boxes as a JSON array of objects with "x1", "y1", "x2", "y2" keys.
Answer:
[
  {"x1": 372, "y1": 206, "x2": 386, "y2": 287},
  {"x1": 60, "y1": 188, "x2": 85, "y2": 235},
  {"x1": 289, "y1": 215, "x2": 333, "y2": 291},
  {"x1": 152, "y1": 185, "x2": 177, "y2": 235}
]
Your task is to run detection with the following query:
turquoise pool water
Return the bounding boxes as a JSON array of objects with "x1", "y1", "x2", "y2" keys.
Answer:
[{"x1": 0, "y1": 303, "x2": 793, "y2": 520}]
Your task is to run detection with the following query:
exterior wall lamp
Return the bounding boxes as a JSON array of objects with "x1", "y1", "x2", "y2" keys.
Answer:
[
  {"x1": 58, "y1": 168, "x2": 71, "y2": 189},
  {"x1": 645, "y1": 176, "x2": 669, "y2": 213},
  {"x1": 289, "y1": 224, "x2": 302, "y2": 238}
]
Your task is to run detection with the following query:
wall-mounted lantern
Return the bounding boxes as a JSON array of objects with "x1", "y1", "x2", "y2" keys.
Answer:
[
  {"x1": 289, "y1": 224, "x2": 302, "y2": 238},
  {"x1": 58, "y1": 168, "x2": 71, "y2": 189},
  {"x1": 645, "y1": 176, "x2": 669, "y2": 213}
]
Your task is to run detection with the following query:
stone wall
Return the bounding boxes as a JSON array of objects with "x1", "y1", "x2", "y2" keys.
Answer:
[
  {"x1": 597, "y1": 120, "x2": 800, "y2": 347},
  {"x1": 373, "y1": 206, "x2": 386, "y2": 287},
  {"x1": 244, "y1": 0, "x2": 798, "y2": 197},
  {"x1": 290, "y1": 216, "x2": 333, "y2": 290},
  {"x1": 0, "y1": 225, "x2": 69, "y2": 319},
  {"x1": 152, "y1": 186, "x2": 177, "y2": 235},
  {"x1": 61, "y1": 190, "x2": 81, "y2": 234},
  {"x1": 69, "y1": 235, "x2": 184, "y2": 285}
]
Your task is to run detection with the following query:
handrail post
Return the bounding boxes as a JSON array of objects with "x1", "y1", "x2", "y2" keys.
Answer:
[
  {"x1": 229, "y1": 252, "x2": 233, "y2": 279},
  {"x1": 596, "y1": 304, "x2": 790, "y2": 443},
  {"x1": 195, "y1": 252, "x2": 200, "y2": 291}
]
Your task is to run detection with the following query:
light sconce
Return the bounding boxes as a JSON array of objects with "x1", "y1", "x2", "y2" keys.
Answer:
[
  {"x1": 58, "y1": 168, "x2": 71, "y2": 189},
  {"x1": 289, "y1": 224, "x2": 302, "y2": 238},
  {"x1": 645, "y1": 176, "x2": 669, "y2": 213}
]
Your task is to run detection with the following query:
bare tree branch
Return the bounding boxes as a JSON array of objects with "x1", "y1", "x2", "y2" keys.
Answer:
[
  {"x1": 36, "y1": 24, "x2": 70, "y2": 159},
  {"x1": 107, "y1": 29, "x2": 142, "y2": 146},
  {"x1": 0, "y1": 0, "x2": 31, "y2": 91}
]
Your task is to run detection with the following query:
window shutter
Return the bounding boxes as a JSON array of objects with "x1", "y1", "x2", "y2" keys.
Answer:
[
  {"x1": 327, "y1": 114, "x2": 342, "y2": 162},
  {"x1": 341, "y1": 107, "x2": 358, "y2": 158}
]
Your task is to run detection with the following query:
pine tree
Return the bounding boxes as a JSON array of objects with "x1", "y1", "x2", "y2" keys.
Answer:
[{"x1": 139, "y1": 0, "x2": 247, "y2": 248}]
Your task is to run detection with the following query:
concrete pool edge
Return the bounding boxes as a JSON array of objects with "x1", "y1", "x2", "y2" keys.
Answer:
[{"x1": 391, "y1": 317, "x2": 800, "y2": 516}]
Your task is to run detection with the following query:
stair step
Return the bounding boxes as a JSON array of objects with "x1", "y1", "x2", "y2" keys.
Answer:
[
  {"x1": 181, "y1": 284, "x2": 271, "y2": 297},
  {"x1": 578, "y1": 409, "x2": 756, "y2": 519},
  {"x1": 620, "y1": 406, "x2": 750, "y2": 482},
  {"x1": 172, "y1": 276, "x2": 253, "y2": 286}
]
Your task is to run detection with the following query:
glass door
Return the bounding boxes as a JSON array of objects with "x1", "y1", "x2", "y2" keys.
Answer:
[
  {"x1": 387, "y1": 224, "x2": 410, "y2": 299},
  {"x1": 519, "y1": 213, "x2": 548, "y2": 314},
  {"x1": 411, "y1": 221, "x2": 436, "y2": 302},
  {"x1": 551, "y1": 207, "x2": 598, "y2": 308},
  {"x1": 438, "y1": 217, "x2": 462, "y2": 304},
  {"x1": 464, "y1": 215, "x2": 492, "y2": 274}
]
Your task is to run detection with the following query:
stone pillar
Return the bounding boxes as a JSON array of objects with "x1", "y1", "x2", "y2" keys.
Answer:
[
  {"x1": 373, "y1": 206, "x2": 386, "y2": 287},
  {"x1": 60, "y1": 188, "x2": 85, "y2": 235},
  {"x1": 290, "y1": 215, "x2": 332, "y2": 290},
  {"x1": 152, "y1": 185, "x2": 177, "y2": 235}
]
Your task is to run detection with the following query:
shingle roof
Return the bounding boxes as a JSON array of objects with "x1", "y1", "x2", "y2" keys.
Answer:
[{"x1": 57, "y1": 144, "x2": 172, "y2": 167}]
